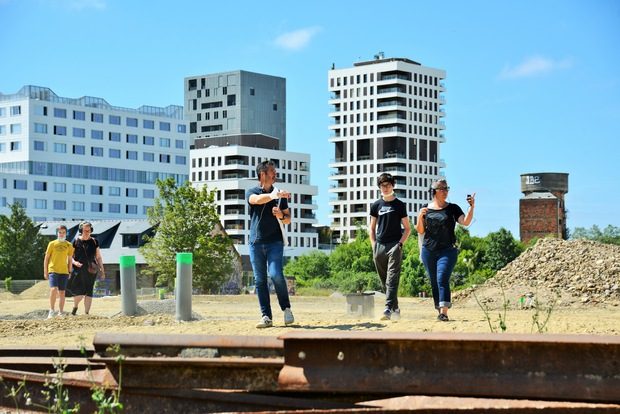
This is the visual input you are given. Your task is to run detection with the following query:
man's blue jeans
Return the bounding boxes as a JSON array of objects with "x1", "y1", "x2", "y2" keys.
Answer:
[
  {"x1": 249, "y1": 241, "x2": 290, "y2": 320},
  {"x1": 421, "y1": 246, "x2": 458, "y2": 310}
]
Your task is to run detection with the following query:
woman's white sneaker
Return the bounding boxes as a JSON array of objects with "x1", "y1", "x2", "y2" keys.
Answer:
[{"x1": 284, "y1": 308, "x2": 294, "y2": 325}]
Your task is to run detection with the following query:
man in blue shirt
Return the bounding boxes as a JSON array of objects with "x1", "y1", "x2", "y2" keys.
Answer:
[{"x1": 246, "y1": 160, "x2": 294, "y2": 328}]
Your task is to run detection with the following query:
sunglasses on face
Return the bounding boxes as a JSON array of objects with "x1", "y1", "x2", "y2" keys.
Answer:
[{"x1": 436, "y1": 187, "x2": 450, "y2": 191}]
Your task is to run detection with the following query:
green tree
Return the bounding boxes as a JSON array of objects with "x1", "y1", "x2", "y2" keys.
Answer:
[
  {"x1": 328, "y1": 228, "x2": 375, "y2": 274},
  {"x1": 284, "y1": 250, "x2": 330, "y2": 286},
  {"x1": 0, "y1": 203, "x2": 48, "y2": 280},
  {"x1": 399, "y1": 237, "x2": 429, "y2": 296},
  {"x1": 140, "y1": 178, "x2": 234, "y2": 292},
  {"x1": 572, "y1": 224, "x2": 620, "y2": 245},
  {"x1": 484, "y1": 228, "x2": 523, "y2": 271}
]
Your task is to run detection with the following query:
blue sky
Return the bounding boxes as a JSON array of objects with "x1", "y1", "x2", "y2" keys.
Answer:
[{"x1": 1, "y1": 0, "x2": 619, "y2": 238}]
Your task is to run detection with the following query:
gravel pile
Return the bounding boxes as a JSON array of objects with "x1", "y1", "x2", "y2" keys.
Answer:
[{"x1": 457, "y1": 238, "x2": 620, "y2": 307}]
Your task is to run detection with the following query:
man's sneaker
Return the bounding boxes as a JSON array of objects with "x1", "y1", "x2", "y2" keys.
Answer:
[
  {"x1": 284, "y1": 308, "x2": 294, "y2": 325},
  {"x1": 47, "y1": 310, "x2": 56, "y2": 319},
  {"x1": 391, "y1": 308, "x2": 401, "y2": 321},
  {"x1": 57, "y1": 312, "x2": 65, "y2": 318},
  {"x1": 380, "y1": 308, "x2": 391, "y2": 321},
  {"x1": 256, "y1": 315, "x2": 273, "y2": 328}
]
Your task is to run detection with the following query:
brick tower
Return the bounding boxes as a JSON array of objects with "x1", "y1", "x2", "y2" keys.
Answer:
[{"x1": 519, "y1": 173, "x2": 569, "y2": 243}]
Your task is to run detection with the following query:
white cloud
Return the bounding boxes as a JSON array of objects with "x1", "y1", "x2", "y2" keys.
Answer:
[
  {"x1": 499, "y1": 56, "x2": 573, "y2": 79},
  {"x1": 274, "y1": 26, "x2": 322, "y2": 51}
]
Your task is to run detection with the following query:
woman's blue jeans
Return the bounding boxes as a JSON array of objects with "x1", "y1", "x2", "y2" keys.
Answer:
[
  {"x1": 249, "y1": 241, "x2": 290, "y2": 320},
  {"x1": 421, "y1": 246, "x2": 458, "y2": 310}
]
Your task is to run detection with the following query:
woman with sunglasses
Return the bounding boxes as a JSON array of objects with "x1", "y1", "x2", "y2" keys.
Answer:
[{"x1": 416, "y1": 179, "x2": 475, "y2": 321}]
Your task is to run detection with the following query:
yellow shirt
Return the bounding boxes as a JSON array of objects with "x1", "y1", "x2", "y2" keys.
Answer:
[{"x1": 45, "y1": 239, "x2": 74, "y2": 274}]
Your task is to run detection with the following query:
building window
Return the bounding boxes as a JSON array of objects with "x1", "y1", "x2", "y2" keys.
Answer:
[
  {"x1": 13, "y1": 198, "x2": 27, "y2": 208},
  {"x1": 109, "y1": 148, "x2": 121, "y2": 158},
  {"x1": 126, "y1": 117, "x2": 138, "y2": 127},
  {"x1": 73, "y1": 201, "x2": 85, "y2": 211},
  {"x1": 177, "y1": 124, "x2": 186, "y2": 133},
  {"x1": 175, "y1": 155, "x2": 186, "y2": 165},
  {"x1": 273, "y1": 103, "x2": 277, "y2": 111},
  {"x1": 0, "y1": 125, "x2": 5, "y2": 135},
  {"x1": 159, "y1": 138, "x2": 170, "y2": 147},
  {"x1": 72, "y1": 127, "x2": 86, "y2": 138},
  {"x1": 10, "y1": 124, "x2": 22, "y2": 134},
  {"x1": 126, "y1": 150, "x2": 138, "y2": 160},
  {"x1": 175, "y1": 139, "x2": 184, "y2": 149},
  {"x1": 223, "y1": 110, "x2": 227, "y2": 118},
  {"x1": 109, "y1": 187, "x2": 121, "y2": 196},
  {"x1": 35, "y1": 199, "x2": 47, "y2": 209},
  {"x1": 91, "y1": 185, "x2": 103, "y2": 195},
  {"x1": 53, "y1": 125, "x2": 66, "y2": 135},
  {"x1": 35, "y1": 105, "x2": 48, "y2": 116},
  {"x1": 143, "y1": 136, "x2": 154, "y2": 145},
  {"x1": 126, "y1": 205, "x2": 138, "y2": 214},
  {"x1": 109, "y1": 115, "x2": 121, "y2": 125},
  {"x1": 250, "y1": 88, "x2": 255, "y2": 96},
  {"x1": 143, "y1": 152, "x2": 154, "y2": 162},
  {"x1": 54, "y1": 183, "x2": 66, "y2": 192},
  {"x1": 73, "y1": 184, "x2": 85, "y2": 194},
  {"x1": 227, "y1": 95, "x2": 236, "y2": 106},
  {"x1": 53, "y1": 108, "x2": 66, "y2": 118},
  {"x1": 53, "y1": 143, "x2": 67, "y2": 153},
  {"x1": 91, "y1": 202, "x2": 103, "y2": 212},
  {"x1": 126, "y1": 188, "x2": 138, "y2": 197},
  {"x1": 143, "y1": 119, "x2": 155, "y2": 129},
  {"x1": 143, "y1": 189, "x2": 155, "y2": 199},
  {"x1": 109, "y1": 203, "x2": 121, "y2": 213},
  {"x1": 34, "y1": 181, "x2": 47, "y2": 191},
  {"x1": 159, "y1": 121, "x2": 171, "y2": 131},
  {"x1": 34, "y1": 141, "x2": 45, "y2": 151},
  {"x1": 223, "y1": 86, "x2": 227, "y2": 95},
  {"x1": 91, "y1": 130, "x2": 103, "y2": 140},
  {"x1": 126, "y1": 134, "x2": 138, "y2": 144},
  {"x1": 91, "y1": 147, "x2": 104, "y2": 157},
  {"x1": 34, "y1": 123, "x2": 47, "y2": 133},
  {"x1": 73, "y1": 110, "x2": 85, "y2": 120},
  {"x1": 53, "y1": 200, "x2": 66, "y2": 210},
  {"x1": 13, "y1": 179, "x2": 27, "y2": 190},
  {"x1": 159, "y1": 154, "x2": 171, "y2": 163},
  {"x1": 91, "y1": 113, "x2": 104, "y2": 123},
  {"x1": 72, "y1": 145, "x2": 85, "y2": 155},
  {"x1": 109, "y1": 132, "x2": 120, "y2": 141}
]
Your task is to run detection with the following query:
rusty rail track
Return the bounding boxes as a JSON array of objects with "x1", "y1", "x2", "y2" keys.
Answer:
[{"x1": 0, "y1": 332, "x2": 619, "y2": 412}]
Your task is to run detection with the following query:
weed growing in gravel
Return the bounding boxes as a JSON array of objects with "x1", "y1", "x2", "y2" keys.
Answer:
[
  {"x1": 530, "y1": 293, "x2": 557, "y2": 333},
  {"x1": 473, "y1": 283, "x2": 509, "y2": 333}
]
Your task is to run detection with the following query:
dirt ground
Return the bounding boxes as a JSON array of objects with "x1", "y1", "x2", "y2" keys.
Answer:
[{"x1": 0, "y1": 282, "x2": 618, "y2": 349}]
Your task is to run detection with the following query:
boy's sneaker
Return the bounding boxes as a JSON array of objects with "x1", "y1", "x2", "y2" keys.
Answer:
[
  {"x1": 47, "y1": 310, "x2": 56, "y2": 319},
  {"x1": 57, "y1": 312, "x2": 65, "y2": 318},
  {"x1": 391, "y1": 308, "x2": 401, "y2": 321},
  {"x1": 380, "y1": 308, "x2": 391, "y2": 320},
  {"x1": 256, "y1": 315, "x2": 273, "y2": 328},
  {"x1": 284, "y1": 308, "x2": 294, "y2": 325}
]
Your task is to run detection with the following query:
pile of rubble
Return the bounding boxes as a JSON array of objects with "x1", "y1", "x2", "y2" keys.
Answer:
[{"x1": 457, "y1": 238, "x2": 620, "y2": 307}]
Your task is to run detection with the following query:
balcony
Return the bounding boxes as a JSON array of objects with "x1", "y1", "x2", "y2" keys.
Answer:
[
  {"x1": 377, "y1": 86, "x2": 406, "y2": 95},
  {"x1": 383, "y1": 151, "x2": 406, "y2": 159}
]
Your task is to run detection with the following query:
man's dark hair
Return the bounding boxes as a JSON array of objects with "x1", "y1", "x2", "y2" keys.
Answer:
[
  {"x1": 377, "y1": 173, "x2": 395, "y2": 187},
  {"x1": 56, "y1": 225, "x2": 67, "y2": 234},
  {"x1": 256, "y1": 160, "x2": 276, "y2": 179}
]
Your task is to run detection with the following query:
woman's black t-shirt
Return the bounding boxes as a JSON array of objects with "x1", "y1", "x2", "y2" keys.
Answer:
[
  {"x1": 423, "y1": 203, "x2": 464, "y2": 251},
  {"x1": 72, "y1": 237, "x2": 99, "y2": 268}
]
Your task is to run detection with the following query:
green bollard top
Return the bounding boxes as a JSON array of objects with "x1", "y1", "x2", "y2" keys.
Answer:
[
  {"x1": 119, "y1": 255, "x2": 136, "y2": 268},
  {"x1": 176, "y1": 252, "x2": 193, "y2": 264}
]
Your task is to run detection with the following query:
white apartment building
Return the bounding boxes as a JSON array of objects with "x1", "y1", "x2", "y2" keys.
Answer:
[
  {"x1": 328, "y1": 57, "x2": 446, "y2": 240},
  {"x1": 190, "y1": 144, "x2": 318, "y2": 259},
  {"x1": 0, "y1": 85, "x2": 189, "y2": 221},
  {"x1": 185, "y1": 71, "x2": 318, "y2": 265}
]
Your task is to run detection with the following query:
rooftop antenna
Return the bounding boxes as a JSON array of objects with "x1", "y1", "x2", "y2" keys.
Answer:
[{"x1": 374, "y1": 51, "x2": 384, "y2": 60}]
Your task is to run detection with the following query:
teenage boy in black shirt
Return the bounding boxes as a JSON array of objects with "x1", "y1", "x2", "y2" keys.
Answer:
[{"x1": 369, "y1": 173, "x2": 411, "y2": 320}]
